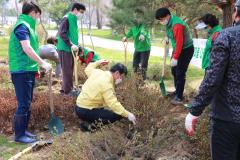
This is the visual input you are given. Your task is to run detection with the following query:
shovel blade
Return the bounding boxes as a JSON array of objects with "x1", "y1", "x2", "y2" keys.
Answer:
[
  {"x1": 48, "y1": 113, "x2": 64, "y2": 136},
  {"x1": 159, "y1": 77, "x2": 167, "y2": 97}
]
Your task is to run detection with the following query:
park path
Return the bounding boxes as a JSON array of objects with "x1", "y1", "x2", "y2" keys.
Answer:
[{"x1": 48, "y1": 30, "x2": 166, "y2": 57}]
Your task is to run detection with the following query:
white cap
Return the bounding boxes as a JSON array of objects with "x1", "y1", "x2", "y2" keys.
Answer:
[{"x1": 195, "y1": 22, "x2": 207, "y2": 30}]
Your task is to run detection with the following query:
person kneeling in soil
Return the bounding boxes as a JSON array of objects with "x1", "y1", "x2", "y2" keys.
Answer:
[
  {"x1": 39, "y1": 36, "x2": 61, "y2": 78},
  {"x1": 78, "y1": 47, "x2": 101, "y2": 66},
  {"x1": 75, "y1": 60, "x2": 136, "y2": 131}
]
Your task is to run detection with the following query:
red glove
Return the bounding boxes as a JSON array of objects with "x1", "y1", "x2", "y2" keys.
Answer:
[{"x1": 185, "y1": 113, "x2": 198, "y2": 136}]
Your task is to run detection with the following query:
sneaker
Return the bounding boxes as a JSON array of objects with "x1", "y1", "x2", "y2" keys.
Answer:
[
  {"x1": 170, "y1": 96, "x2": 183, "y2": 105},
  {"x1": 79, "y1": 122, "x2": 97, "y2": 132}
]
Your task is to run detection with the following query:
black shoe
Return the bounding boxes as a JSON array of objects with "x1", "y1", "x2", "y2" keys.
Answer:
[
  {"x1": 170, "y1": 96, "x2": 183, "y2": 105},
  {"x1": 79, "y1": 122, "x2": 93, "y2": 132},
  {"x1": 14, "y1": 114, "x2": 37, "y2": 143}
]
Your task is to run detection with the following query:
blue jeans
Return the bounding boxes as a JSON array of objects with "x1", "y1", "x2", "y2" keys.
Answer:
[
  {"x1": 75, "y1": 106, "x2": 122, "y2": 124},
  {"x1": 11, "y1": 72, "x2": 36, "y2": 115}
]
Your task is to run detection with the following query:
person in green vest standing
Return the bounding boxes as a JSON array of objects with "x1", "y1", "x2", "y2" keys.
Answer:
[
  {"x1": 57, "y1": 2, "x2": 86, "y2": 96},
  {"x1": 8, "y1": 1, "x2": 52, "y2": 143},
  {"x1": 155, "y1": 8, "x2": 194, "y2": 105},
  {"x1": 122, "y1": 9, "x2": 151, "y2": 80},
  {"x1": 195, "y1": 14, "x2": 222, "y2": 70}
]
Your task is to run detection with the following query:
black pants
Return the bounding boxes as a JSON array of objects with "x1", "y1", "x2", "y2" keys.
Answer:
[
  {"x1": 58, "y1": 51, "x2": 74, "y2": 94},
  {"x1": 133, "y1": 50, "x2": 150, "y2": 80},
  {"x1": 210, "y1": 119, "x2": 240, "y2": 160},
  {"x1": 171, "y1": 46, "x2": 194, "y2": 99},
  {"x1": 75, "y1": 106, "x2": 122, "y2": 124}
]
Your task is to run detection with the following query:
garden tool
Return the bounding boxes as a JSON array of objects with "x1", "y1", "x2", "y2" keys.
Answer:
[
  {"x1": 9, "y1": 140, "x2": 53, "y2": 160},
  {"x1": 71, "y1": 49, "x2": 79, "y2": 88},
  {"x1": 48, "y1": 69, "x2": 64, "y2": 135},
  {"x1": 159, "y1": 39, "x2": 169, "y2": 97},
  {"x1": 123, "y1": 41, "x2": 128, "y2": 66}
]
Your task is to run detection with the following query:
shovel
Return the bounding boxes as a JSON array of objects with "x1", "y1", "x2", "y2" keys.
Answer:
[
  {"x1": 71, "y1": 49, "x2": 78, "y2": 88},
  {"x1": 48, "y1": 69, "x2": 64, "y2": 135},
  {"x1": 159, "y1": 39, "x2": 169, "y2": 97},
  {"x1": 123, "y1": 41, "x2": 128, "y2": 66}
]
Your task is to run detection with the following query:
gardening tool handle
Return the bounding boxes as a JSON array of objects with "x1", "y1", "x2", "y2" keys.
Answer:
[
  {"x1": 48, "y1": 69, "x2": 54, "y2": 113},
  {"x1": 123, "y1": 41, "x2": 128, "y2": 66},
  {"x1": 162, "y1": 41, "x2": 168, "y2": 77},
  {"x1": 71, "y1": 49, "x2": 78, "y2": 87}
]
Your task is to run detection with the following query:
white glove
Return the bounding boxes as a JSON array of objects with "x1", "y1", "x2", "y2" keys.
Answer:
[
  {"x1": 71, "y1": 44, "x2": 78, "y2": 52},
  {"x1": 171, "y1": 58, "x2": 178, "y2": 67},
  {"x1": 122, "y1": 37, "x2": 127, "y2": 42},
  {"x1": 128, "y1": 112, "x2": 136, "y2": 125},
  {"x1": 40, "y1": 60, "x2": 52, "y2": 72},
  {"x1": 185, "y1": 112, "x2": 198, "y2": 136},
  {"x1": 164, "y1": 36, "x2": 169, "y2": 44},
  {"x1": 139, "y1": 34, "x2": 145, "y2": 41}
]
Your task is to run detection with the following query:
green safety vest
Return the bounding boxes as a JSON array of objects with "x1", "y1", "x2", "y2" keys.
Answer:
[
  {"x1": 125, "y1": 24, "x2": 151, "y2": 52},
  {"x1": 8, "y1": 14, "x2": 39, "y2": 72},
  {"x1": 202, "y1": 25, "x2": 222, "y2": 69},
  {"x1": 83, "y1": 47, "x2": 101, "y2": 62},
  {"x1": 166, "y1": 15, "x2": 193, "y2": 50},
  {"x1": 57, "y1": 12, "x2": 79, "y2": 53}
]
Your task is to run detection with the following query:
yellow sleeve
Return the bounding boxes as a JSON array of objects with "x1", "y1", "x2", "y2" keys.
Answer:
[
  {"x1": 102, "y1": 86, "x2": 129, "y2": 117},
  {"x1": 84, "y1": 61, "x2": 102, "y2": 77}
]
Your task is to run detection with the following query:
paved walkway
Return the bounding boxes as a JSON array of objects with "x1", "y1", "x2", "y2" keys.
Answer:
[{"x1": 48, "y1": 30, "x2": 166, "y2": 57}]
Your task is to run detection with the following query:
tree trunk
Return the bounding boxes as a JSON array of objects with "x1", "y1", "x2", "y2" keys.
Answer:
[
  {"x1": 14, "y1": 0, "x2": 19, "y2": 17},
  {"x1": 222, "y1": 3, "x2": 233, "y2": 28},
  {"x1": 96, "y1": 8, "x2": 102, "y2": 29}
]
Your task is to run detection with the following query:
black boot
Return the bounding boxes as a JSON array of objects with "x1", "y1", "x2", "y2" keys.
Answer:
[
  {"x1": 14, "y1": 114, "x2": 37, "y2": 143},
  {"x1": 26, "y1": 111, "x2": 37, "y2": 139}
]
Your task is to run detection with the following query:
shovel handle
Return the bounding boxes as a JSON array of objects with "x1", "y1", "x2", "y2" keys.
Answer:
[
  {"x1": 162, "y1": 41, "x2": 168, "y2": 77},
  {"x1": 71, "y1": 49, "x2": 78, "y2": 87},
  {"x1": 48, "y1": 69, "x2": 54, "y2": 113},
  {"x1": 123, "y1": 41, "x2": 128, "y2": 66}
]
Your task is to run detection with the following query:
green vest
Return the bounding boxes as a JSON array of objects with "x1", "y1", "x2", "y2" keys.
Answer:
[
  {"x1": 166, "y1": 15, "x2": 193, "y2": 50},
  {"x1": 8, "y1": 14, "x2": 39, "y2": 72},
  {"x1": 125, "y1": 24, "x2": 151, "y2": 52},
  {"x1": 57, "y1": 12, "x2": 79, "y2": 53},
  {"x1": 83, "y1": 47, "x2": 101, "y2": 62},
  {"x1": 202, "y1": 25, "x2": 222, "y2": 69}
]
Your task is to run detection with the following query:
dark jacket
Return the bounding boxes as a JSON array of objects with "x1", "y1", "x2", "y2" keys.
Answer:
[{"x1": 189, "y1": 22, "x2": 240, "y2": 123}]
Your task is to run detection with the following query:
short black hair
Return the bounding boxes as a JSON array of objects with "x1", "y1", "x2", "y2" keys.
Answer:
[
  {"x1": 22, "y1": 1, "x2": 41, "y2": 15},
  {"x1": 155, "y1": 8, "x2": 171, "y2": 19},
  {"x1": 71, "y1": 2, "x2": 86, "y2": 11},
  {"x1": 200, "y1": 14, "x2": 219, "y2": 28},
  {"x1": 47, "y1": 36, "x2": 57, "y2": 44},
  {"x1": 110, "y1": 63, "x2": 128, "y2": 75}
]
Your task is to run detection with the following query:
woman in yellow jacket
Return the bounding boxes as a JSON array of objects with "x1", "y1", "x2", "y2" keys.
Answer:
[{"x1": 75, "y1": 60, "x2": 136, "y2": 131}]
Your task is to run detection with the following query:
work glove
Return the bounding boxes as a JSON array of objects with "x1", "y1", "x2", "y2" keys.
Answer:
[
  {"x1": 122, "y1": 37, "x2": 127, "y2": 42},
  {"x1": 99, "y1": 59, "x2": 109, "y2": 65},
  {"x1": 171, "y1": 58, "x2": 178, "y2": 67},
  {"x1": 164, "y1": 36, "x2": 169, "y2": 44},
  {"x1": 71, "y1": 44, "x2": 79, "y2": 52},
  {"x1": 139, "y1": 34, "x2": 145, "y2": 41},
  {"x1": 40, "y1": 60, "x2": 52, "y2": 73},
  {"x1": 128, "y1": 112, "x2": 136, "y2": 125},
  {"x1": 185, "y1": 112, "x2": 198, "y2": 136}
]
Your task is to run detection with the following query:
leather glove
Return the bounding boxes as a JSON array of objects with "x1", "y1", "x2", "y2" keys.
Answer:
[
  {"x1": 185, "y1": 112, "x2": 198, "y2": 136},
  {"x1": 71, "y1": 44, "x2": 78, "y2": 52},
  {"x1": 40, "y1": 60, "x2": 52, "y2": 73},
  {"x1": 128, "y1": 112, "x2": 136, "y2": 125},
  {"x1": 171, "y1": 58, "x2": 178, "y2": 67},
  {"x1": 122, "y1": 37, "x2": 127, "y2": 42},
  {"x1": 139, "y1": 34, "x2": 145, "y2": 41}
]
